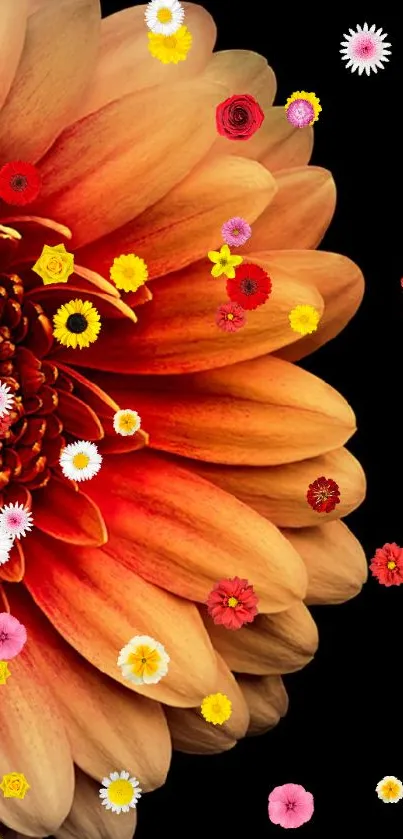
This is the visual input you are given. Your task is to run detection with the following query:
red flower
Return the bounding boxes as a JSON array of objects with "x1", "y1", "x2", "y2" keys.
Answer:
[
  {"x1": 0, "y1": 161, "x2": 41, "y2": 206},
  {"x1": 306, "y1": 476, "x2": 340, "y2": 513},
  {"x1": 215, "y1": 301, "x2": 246, "y2": 332},
  {"x1": 369, "y1": 543, "x2": 403, "y2": 587},
  {"x1": 0, "y1": 414, "x2": 12, "y2": 438},
  {"x1": 216, "y1": 94, "x2": 265, "y2": 141},
  {"x1": 226, "y1": 263, "x2": 272, "y2": 310},
  {"x1": 206, "y1": 576, "x2": 259, "y2": 630}
]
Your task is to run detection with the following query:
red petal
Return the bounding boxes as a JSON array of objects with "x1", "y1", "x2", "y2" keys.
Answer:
[
  {"x1": 0, "y1": 582, "x2": 10, "y2": 611},
  {"x1": 99, "y1": 428, "x2": 149, "y2": 455},
  {"x1": 33, "y1": 477, "x2": 107, "y2": 547},
  {"x1": 56, "y1": 389, "x2": 104, "y2": 440},
  {"x1": 0, "y1": 539, "x2": 25, "y2": 582},
  {"x1": 55, "y1": 363, "x2": 119, "y2": 418},
  {"x1": 26, "y1": 285, "x2": 137, "y2": 324}
]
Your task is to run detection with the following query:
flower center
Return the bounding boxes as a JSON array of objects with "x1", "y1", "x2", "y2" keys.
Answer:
[
  {"x1": 355, "y1": 36, "x2": 376, "y2": 58},
  {"x1": 227, "y1": 596, "x2": 238, "y2": 607},
  {"x1": 108, "y1": 778, "x2": 134, "y2": 806},
  {"x1": 286, "y1": 801, "x2": 296, "y2": 811},
  {"x1": 387, "y1": 561, "x2": 396, "y2": 570},
  {"x1": 72, "y1": 452, "x2": 90, "y2": 470},
  {"x1": 10, "y1": 174, "x2": 27, "y2": 192},
  {"x1": 231, "y1": 106, "x2": 247, "y2": 125},
  {"x1": 240, "y1": 277, "x2": 258, "y2": 295},
  {"x1": 219, "y1": 258, "x2": 228, "y2": 267},
  {"x1": 157, "y1": 7, "x2": 172, "y2": 22},
  {"x1": 226, "y1": 313, "x2": 234, "y2": 321},
  {"x1": 46, "y1": 256, "x2": 63, "y2": 275},
  {"x1": 164, "y1": 35, "x2": 177, "y2": 48},
  {"x1": 0, "y1": 631, "x2": 8, "y2": 641},
  {"x1": 232, "y1": 228, "x2": 240, "y2": 236},
  {"x1": 141, "y1": 657, "x2": 147, "y2": 663},
  {"x1": 66, "y1": 313, "x2": 88, "y2": 333}
]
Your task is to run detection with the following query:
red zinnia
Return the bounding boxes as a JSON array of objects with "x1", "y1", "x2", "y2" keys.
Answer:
[
  {"x1": 215, "y1": 301, "x2": 246, "y2": 332},
  {"x1": 226, "y1": 263, "x2": 272, "y2": 310},
  {"x1": 369, "y1": 543, "x2": 403, "y2": 587},
  {"x1": 0, "y1": 160, "x2": 42, "y2": 206},
  {"x1": 306, "y1": 476, "x2": 341, "y2": 513},
  {"x1": 206, "y1": 576, "x2": 259, "y2": 630}
]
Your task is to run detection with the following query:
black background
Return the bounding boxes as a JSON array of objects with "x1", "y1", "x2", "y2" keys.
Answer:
[{"x1": 100, "y1": 3, "x2": 402, "y2": 835}]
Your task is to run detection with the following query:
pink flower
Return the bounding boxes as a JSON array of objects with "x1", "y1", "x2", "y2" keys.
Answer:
[
  {"x1": 369, "y1": 542, "x2": 403, "y2": 586},
  {"x1": 268, "y1": 783, "x2": 314, "y2": 829},
  {"x1": 206, "y1": 576, "x2": 259, "y2": 630},
  {"x1": 0, "y1": 502, "x2": 33, "y2": 539},
  {"x1": 221, "y1": 217, "x2": 252, "y2": 247},
  {"x1": 0, "y1": 613, "x2": 27, "y2": 660},
  {"x1": 215, "y1": 302, "x2": 246, "y2": 332}
]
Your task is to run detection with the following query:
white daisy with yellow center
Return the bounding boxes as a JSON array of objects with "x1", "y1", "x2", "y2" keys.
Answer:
[
  {"x1": 113, "y1": 409, "x2": 141, "y2": 437},
  {"x1": 145, "y1": 0, "x2": 185, "y2": 35},
  {"x1": 99, "y1": 770, "x2": 142, "y2": 814},
  {"x1": 117, "y1": 635, "x2": 170, "y2": 685},
  {"x1": 59, "y1": 440, "x2": 102, "y2": 482}
]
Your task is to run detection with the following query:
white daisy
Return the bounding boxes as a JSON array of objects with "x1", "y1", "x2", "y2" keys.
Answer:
[
  {"x1": 0, "y1": 528, "x2": 14, "y2": 565},
  {"x1": 113, "y1": 409, "x2": 141, "y2": 437},
  {"x1": 340, "y1": 24, "x2": 391, "y2": 75},
  {"x1": 99, "y1": 770, "x2": 142, "y2": 814},
  {"x1": 117, "y1": 634, "x2": 170, "y2": 685},
  {"x1": 59, "y1": 440, "x2": 102, "y2": 482},
  {"x1": 0, "y1": 503, "x2": 33, "y2": 539},
  {"x1": 0, "y1": 382, "x2": 14, "y2": 418},
  {"x1": 145, "y1": 0, "x2": 185, "y2": 35}
]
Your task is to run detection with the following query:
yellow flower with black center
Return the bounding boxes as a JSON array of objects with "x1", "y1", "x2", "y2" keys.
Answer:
[
  {"x1": 32, "y1": 243, "x2": 74, "y2": 285},
  {"x1": 53, "y1": 298, "x2": 101, "y2": 349}
]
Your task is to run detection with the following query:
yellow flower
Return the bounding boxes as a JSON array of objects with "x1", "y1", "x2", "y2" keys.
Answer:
[
  {"x1": 148, "y1": 25, "x2": 192, "y2": 64},
  {"x1": 113, "y1": 409, "x2": 141, "y2": 436},
  {"x1": 207, "y1": 244, "x2": 243, "y2": 279},
  {"x1": 285, "y1": 91, "x2": 322, "y2": 125},
  {"x1": 288, "y1": 304, "x2": 321, "y2": 336},
  {"x1": 0, "y1": 660, "x2": 11, "y2": 684},
  {"x1": 110, "y1": 253, "x2": 148, "y2": 293},
  {"x1": 0, "y1": 772, "x2": 30, "y2": 799},
  {"x1": 53, "y1": 298, "x2": 101, "y2": 349},
  {"x1": 32, "y1": 243, "x2": 74, "y2": 285},
  {"x1": 376, "y1": 776, "x2": 403, "y2": 803},
  {"x1": 201, "y1": 692, "x2": 232, "y2": 725}
]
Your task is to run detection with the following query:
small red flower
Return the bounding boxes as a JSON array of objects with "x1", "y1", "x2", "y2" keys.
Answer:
[
  {"x1": 215, "y1": 301, "x2": 246, "y2": 332},
  {"x1": 0, "y1": 161, "x2": 41, "y2": 206},
  {"x1": 306, "y1": 476, "x2": 340, "y2": 513},
  {"x1": 206, "y1": 576, "x2": 259, "y2": 630},
  {"x1": 369, "y1": 543, "x2": 403, "y2": 587},
  {"x1": 216, "y1": 94, "x2": 265, "y2": 141},
  {"x1": 226, "y1": 263, "x2": 271, "y2": 310}
]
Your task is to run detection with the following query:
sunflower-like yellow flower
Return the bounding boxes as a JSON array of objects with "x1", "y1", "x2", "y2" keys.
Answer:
[
  {"x1": 32, "y1": 243, "x2": 74, "y2": 285},
  {"x1": 201, "y1": 692, "x2": 232, "y2": 725},
  {"x1": 0, "y1": 772, "x2": 30, "y2": 799},
  {"x1": 53, "y1": 299, "x2": 101, "y2": 349},
  {"x1": 110, "y1": 253, "x2": 148, "y2": 293},
  {"x1": 148, "y1": 24, "x2": 192, "y2": 63},
  {"x1": 289, "y1": 304, "x2": 321, "y2": 336},
  {"x1": 285, "y1": 91, "x2": 322, "y2": 125},
  {"x1": 208, "y1": 244, "x2": 243, "y2": 278}
]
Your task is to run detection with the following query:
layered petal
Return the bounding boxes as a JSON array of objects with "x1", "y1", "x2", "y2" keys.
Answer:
[
  {"x1": 259, "y1": 108, "x2": 314, "y2": 171},
  {"x1": 165, "y1": 653, "x2": 249, "y2": 754},
  {"x1": 33, "y1": 478, "x2": 108, "y2": 546},
  {"x1": 283, "y1": 520, "x2": 368, "y2": 605},
  {"x1": 202, "y1": 603, "x2": 318, "y2": 675},
  {"x1": 0, "y1": 541, "x2": 24, "y2": 583},
  {"x1": 237, "y1": 674, "x2": 289, "y2": 736},
  {"x1": 0, "y1": 0, "x2": 28, "y2": 111},
  {"x1": 84, "y1": 451, "x2": 308, "y2": 611},
  {"x1": 0, "y1": 0, "x2": 100, "y2": 165},
  {"x1": 55, "y1": 768, "x2": 136, "y2": 839}
]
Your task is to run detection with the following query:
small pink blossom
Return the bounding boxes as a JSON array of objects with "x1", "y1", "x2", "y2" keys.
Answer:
[
  {"x1": 0, "y1": 613, "x2": 27, "y2": 660},
  {"x1": 268, "y1": 783, "x2": 314, "y2": 829},
  {"x1": 221, "y1": 217, "x2": 252, "y2": 247},
  {"x1": 0, "y1": 502, "x2": 33, "y2": 539},
  {"x1": 286, "y1": 99, "x2": 314, "y2": 128},
  {"x1": 215, "y1": 301, "x2": 246, "y2": 333}
]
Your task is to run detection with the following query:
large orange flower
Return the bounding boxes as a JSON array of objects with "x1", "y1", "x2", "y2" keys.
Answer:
[{"x1": 0, "y1": 1, "x2": 367, "y2": 837}]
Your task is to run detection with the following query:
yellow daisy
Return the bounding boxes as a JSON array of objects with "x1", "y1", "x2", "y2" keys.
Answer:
[
  {"x1": 207, "y1": 244, "x2": 243, "y2": 279},
  {"x1": 376, "y1": 776, "x2": 403, "y2": 803},
  {"x1": 0, "y1": 660, "x2": 11, "y2": 684},
  {"x1": 113, "y1": 409, "x2": 141, "y2": 436},
  {"x1": 201, "y1": 692, "x2": 232, "y2": 725},
  {"x1": 53, "y1": 298, "x2": 101, "y2": 349},
  {"x1": 110, "y1": 253, "x2": 148, "y2": 293},
  {"x1": 148, "y1": 25, "x2": 192, "y2": 64},
  {"x1": 32, "y1": 243, "x2": 74, "y2": 285},
  {"x1": 117, "y1": 635, "x2": 170, "y2": 685},
  {"x1": 285, "y1": 90, "x2": 322, "y2": 125},
  {"x1": 288, "y1": 304, "x2": 321, "y2": 336},
  {"x1": 0, "y1": 772, "x2": 30, "y2": 799}
]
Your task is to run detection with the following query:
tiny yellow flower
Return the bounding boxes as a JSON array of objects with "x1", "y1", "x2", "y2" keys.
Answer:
[
  {"x1": 32, "y1": 243, "x2": 74, "y2": 285},
  {"x1": 0, "y1": 772, "x2": 30, "y2": 799},
  {"x1": 376, "y1": 776, "x2": 403, "y2": 803},
  {"x1": 113, "y1": 409, "x2": 141, "y2": 436},
  {"x1": 148, "y1": 25, "x2": 192, "y2": 64},
  {"x1": 201, "y1": 692, "x2": 232, "y2": 725},
  {"x1": 0, "y1": 660, "x2": 11, "y2": 684},
  {"x1": 288, "y1": 304, "x2": 321, "y2": 336},
  {"x1": 110, "y1": 254, "x2": 148, "y2": 293},
  {"x1": 207, "y1": 244, "x2": 243, "y2": 279}
]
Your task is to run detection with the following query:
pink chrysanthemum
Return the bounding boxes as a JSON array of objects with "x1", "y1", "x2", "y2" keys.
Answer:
[
  {"x1": 215, "y1": 302, "x2": 246, "y2": 332},
  {"x1": 0, "y1": 502, "x2": 33, "y2": 539},
  {"x1": 0, "y1": 613, "x2": 27, "y2": 660},
  {"x1": 268, "y1": 783, "x2": 314, "y2": 829},
  {"x1": 221, "y1": 217, "x2": 252, "y2": 247},
  {"x1": 0, "y1": 381, "x2": 14, "y2": 418},
  {"x1": 340, "y1": 24, "x2": 391, "y2": 76},
  {"x1": 369, "y1": 543, "x2": 403, "y2": 587},
  {"x1": 286, "y1": 98, "x2": 315, "y2": 128},
  {"x1": 206, "y1": 576, "x2": 259, "y2": 630}
]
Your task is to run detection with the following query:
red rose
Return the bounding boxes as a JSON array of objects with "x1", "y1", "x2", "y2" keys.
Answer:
[{"x1": 215, "y1": 94, "x2": 265, "y2": 141}]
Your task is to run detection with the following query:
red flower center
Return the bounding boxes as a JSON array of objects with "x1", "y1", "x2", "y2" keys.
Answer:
[
  {"x1": 10, "y1": 174, "x2": 28, "y2": 192},
  {"x1": 230, "y1": 105, "x2": 248, "y2": 126},
  {"x1": 240, "y1": 277, "x2": 258, "y2": 296}
]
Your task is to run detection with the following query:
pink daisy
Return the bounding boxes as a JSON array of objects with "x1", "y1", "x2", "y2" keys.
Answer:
[
  {"x1": 215, "y1": 302, "x2": 246, "y2": 333},
  {"x1": 0, "y1": 381, "x2": 14, "y2": 418},
  {"x1": 221, "y1": 217, "x2": 252, "y2": 247},
  {"x1": 0, "y1": 502, "x2": 33, "y2": 539},
  {"x1": 0, "y1": 613, "x2": 27, "y2": 660},
  {"x1": 268, "y1": 783, "x2": 314, "y2": 829},
  {"x1": 206, "y1": 576, "x2": 259, "y2": 630}
]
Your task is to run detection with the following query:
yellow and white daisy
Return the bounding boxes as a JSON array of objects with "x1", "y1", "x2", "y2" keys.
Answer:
[
  {"x1": 376, "y1": 776, "x2": 403, "y2": 803},
  {"x1": 99, "y1": 770, "x2": 142, "y2": 814},
  {"x1": 117, "y1": 635, "x2": 170, "y2": 685},
  {"x1": 145, "y1": 0, "x2": 185, "y2": 35},
  {"x1": 113, "y1": 409, "x2": 141, "y2": 436},
  {"x1": 59, "y1": 440, "x2": 102, "y2": 482}
]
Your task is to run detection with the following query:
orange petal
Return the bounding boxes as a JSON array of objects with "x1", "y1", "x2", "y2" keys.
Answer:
[
  {"x1": 33, "y1": 478, "x2": 107, "y2": 546},
  {"x1": 0, "y1": 590, "x2": 74, "y2": 836},
  {"x1": 78, "y1": 155, "x2": 277, "y2": 281},
  {"x1": 0, "y1": 582, "x2": 10, "y2": 611},
  {"x1": 258, "y1": 108, "x2": 314, "y2": 171},
  {"x1": 165, "y1": 653, "x2": 249, "y2": 754},
  {"x1": 189, "y1": 447, "x2": 366, "y2": 527},
  {"x1": 55, "y1": 768, "x2": 137, "y2": 839},
  {"x1": 75, "y1": 2, "x2": 217, "y2": 121},
  {"x1": 34, "y1": 79, "x2": 227, "y2": 247},
  {"x1": 84, "y1": 451, "x2": 308, "y2": 612},
  {"x1": 27, "y1": 284, "x2": 137, "y2": 324},
  {"x1": 24, "y1": 529, "x2": 219, "y2": 707},
  {"x1": 0, "y1": 0, "x2": 28, "y2": 111},
  {"x1": 56, "y1": 390, "x2": 104, "y2": 440},
  {"x1": 99, "y1": 428, "x2": 149, "y2": 455},
  {"x1": 283, "y1": 520, "x2": 368, "y2": 605},
  {"x1": 0, "y1": 0, "x2": 100, "y2": 165},
  {"x1": 242, "y1": 167, "x2": 336, "y2": 253},
  {"x1": 237, "y1": 674, "x2": 289, "y2": 736},
  {"x1": 55, "y1": 362, "x2": 119, "y2": 417},
  {"x1": 271, "y1": 250, "x2": 365, "y2": 361},
  {"x1": 91, "y1": 355, "x2": 356, "y2": 465},
  {"x1": 15, "y1": 586, "x2": 171, "y2": 791},
  {"x1": 0, "y1": 540, "x2": 24, "y2": 582},
  {"x1": 203, "y1": 602, "x2": 318, "y2": 675}
]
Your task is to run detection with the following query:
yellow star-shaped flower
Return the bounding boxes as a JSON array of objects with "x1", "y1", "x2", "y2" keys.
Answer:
[
  {"x1": 32, "y1": 243, "x2": 74, "y2": 285},
  {"x1": 0, "y1": 660, "x2": 11, "y2": 684},
  {"x1": 0, "y1": 772, "x2": 30, "y2": 799},
  {"x1": 207, "y1": 244, "x2": 243, "y2": 278}
]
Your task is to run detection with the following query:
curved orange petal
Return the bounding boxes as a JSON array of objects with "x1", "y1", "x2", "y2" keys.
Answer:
[
  {"x1": 0, "y1": 582, "x2": 10, "y2": 611},
  {"x1": 0, "y1": 540, "x2": 24, "y2": 582},
  {"x1": 33, "y1": 478, "x2": 107, "y2": 546},
  {"x1": 258, "y1": 108, "x2": 314, "y2": 171},
  {"x1": 55, "y1": 362, "x2": 119, "y2": 417},
  {"x1": 84, "y1": 451, "x2": 308, "y2": 612},
  {"x1": 0, "y1": 0, "x2": 100, "y2": 165},
  {"x1": 55, "y1": 768, "x2": 136, "y2": 839},
  {"x1": 0, "y1": 0, "x2": 28, "y2": 111},
  {"x1": 27, "y1": 285, "x2": 137, "y2": 324},
  {"x1": 237, "y1": 674, "x2": 289, "y2": 736}
]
